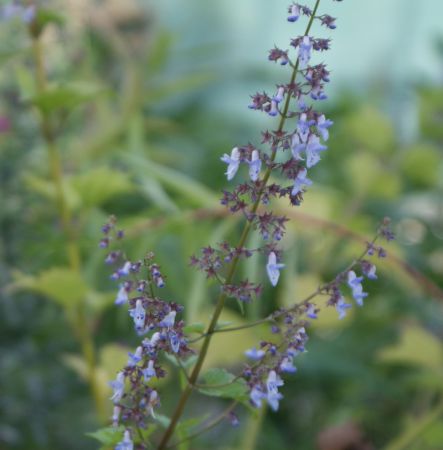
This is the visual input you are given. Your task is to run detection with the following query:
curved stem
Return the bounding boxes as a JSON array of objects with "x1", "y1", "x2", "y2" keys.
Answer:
[
  {"x1": 166, "y1": 401, "x2": 238, "y2": 449},
  {"x1": 30, "y1": 36, "x2": 106, "y2": 422},
  {"x1": 156, "y1": 3, "x2": 322, "y2": 448}
]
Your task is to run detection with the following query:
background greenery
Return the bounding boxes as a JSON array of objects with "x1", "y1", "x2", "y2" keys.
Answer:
[{"x1": 1, "y1": 1, "x2": 442, "y2": 449}]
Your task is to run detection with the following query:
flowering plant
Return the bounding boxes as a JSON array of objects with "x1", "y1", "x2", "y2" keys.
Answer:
[{"x1": 96, "y1": 1, "x2": 394, "y2": 449}]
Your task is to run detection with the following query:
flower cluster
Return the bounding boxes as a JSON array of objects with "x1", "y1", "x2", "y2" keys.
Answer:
[
  {"x1": 100, "y1": 218, "x2": 193, "y2": 439},
  {"x1": 242, "y1": 219, "x2": 393, "y2": 410},
  {"x1": 218, "y1": 1, "x2": 339, "y2": 299},
  {"x1": 1, "y1": 1, "x2": 35, "y2": 24}
]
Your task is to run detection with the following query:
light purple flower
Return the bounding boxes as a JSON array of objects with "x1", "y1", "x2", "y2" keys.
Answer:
[
  {"x1": 347, "y1": 271, "x2": 368, "y2": 306},
  {"x1": 118, "y1": 261, "x2": 132, "y2": 277},
  {"x1": 169, "y1": 331, "x2": 180, "y2": 353},
  {"x1": 109, "y1": 371, "x2": 125, "y2": 403},
  {"x1": 250, "y1": 385, "x2": 266, "y2": 408},
  {"x1": 143, "y1": 360, "x2": 156, "y2": 382},
  {"x1": 248, "y1": 150, "x2": 261, "y2": 181},
  {"x1": 266, "y1": 252, "x2": 285, "y2": 287},
  {"x1": 129, "y1": 299, "x2": 146, "y2": 332},
  {"x1": 316, "y1": 114, "x2": 333, "y2": 141},
  {"x1": 291, "y1": 133, "x2": 305, "y2": 160},
  {"x1": 273, "y1": 87, "x2": 285, "y2": 103},
  {"x1": 306, "y1": 134, "x2": 327, "y2": 168},
  {"x1": 280, "y1": 357, "x2": 297, "y2": 373},
  {"x1": 115, "y1": 285, "x2": 128, "y2": 305},
  {"x1": 297, "y1": 113, "x2": 310, "y2": 143},
  {"x1": 298, "y1": 36, "x2": 312, "y2": 68},
  {"x1": 266, "y1": 370, "x2": 284, "y2": 411},
  {"x1": 336, "y1": 295, "x2": 352, "y2": 319},
  {"x1": 268, "y1": 100, "x2": 279, "y2": 117},
  {"x1": 116, "y1": 430, "x2": 133, "y2": 450},
  {"x1": 362, "y1": 263, "x2": 377, "y2": 280},
  {"x1": 221, "y1": 147, "x2": 240, "y2": 181},
  {"x1": 287, "y1": 4, "x2": 300, "y2": 22},
  {"x1": 245, "y1": 347, "x2": 265, "y2": 360},
  {"x1": 127, "y1": 346, "x2": 143, "y2": 366},
  {"x1": 159, "y1": 310, "x2": 176, "y2": 328},
  {"x1": 291, "y1": 167, "x2": 312, "y2": 196},
  {"x1": 306, "y1": 303, "x2": 318, "y2": 319}
]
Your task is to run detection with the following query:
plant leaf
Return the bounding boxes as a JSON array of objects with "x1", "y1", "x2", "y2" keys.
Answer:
[{"x1": 198, "y1": 368, "x2": 248, "y2": 401}]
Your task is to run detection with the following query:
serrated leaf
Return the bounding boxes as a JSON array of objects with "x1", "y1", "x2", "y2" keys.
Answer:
[
  {"x1": 70, "y1": 167, "x2": 134, "y2": 207},
  {"x1": 12, "y1": 268, "x2": 89, "y2": 307},
  {"x1": 183, "y1": 323, "x2": 206, "y2": 334},
  {"x1": 86, "y1": 426, "x2": 124, "y2": 446},
  {"x1": 199, "y1": 368, "x2": 248, "y2": 401}
]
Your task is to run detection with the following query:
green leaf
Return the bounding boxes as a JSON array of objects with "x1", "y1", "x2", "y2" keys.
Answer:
[
  {"x1": 400, "y1": 144, "x2": 441, "y2": 188},
  {"x1": 214, "y1": 321, "x2": 233, "y2": 330},
  {"x1": 12, "y1": 268, "x2": 89, "y2": 307},
  {"x1": 376, "y1": 324, "x2": 443, "y2": 370},
  {"x1": 198, "y1": 368, "x2": 248, "y2": 401},
  {"x1": 23, "y1": 173, "x2": 81, "y2": 211},
  {"x1": 183, "y1": 323, "x2": 206, "y2": 334},
  {"x1": 70, "y1": 167, "x2": 134, "y2": 207},
  {"x1": 86, "y1": 426, "x2": 125, "y2": 447},
  {"x1": 126, "y1": 154, "x2": 218, "y2": 208},
  {"x1": 31, "y1": 82, "x2": 107, "y2": 115},
  {"x1": 155, "y1": 414, "x2": 171, "y2": 429},
  {"x1": 163, "y1": 354, "x2": 198, "y2": 370}
]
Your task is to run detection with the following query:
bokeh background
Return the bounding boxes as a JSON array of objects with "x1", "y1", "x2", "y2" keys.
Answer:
[{"x1": 1, "y1": 0, "x2": 443, "y2": 449}]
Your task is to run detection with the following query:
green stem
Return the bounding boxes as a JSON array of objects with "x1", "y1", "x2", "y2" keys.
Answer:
[
  {"x1": 166, "y1": 401, "x2": 238, "y2": 449},
  {"x1": 156, "y1": 3, "x2": 321, "y2": 448},
  {"x1": 30, "y1": 36, "x2": 106, "y2": 423}
]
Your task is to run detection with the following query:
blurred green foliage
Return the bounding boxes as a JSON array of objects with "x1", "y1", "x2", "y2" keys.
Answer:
[{"x1": 0, "y1": 1, "x2": 442, "y2": 450}]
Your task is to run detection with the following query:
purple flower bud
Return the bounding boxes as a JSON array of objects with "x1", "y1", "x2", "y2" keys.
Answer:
[
  {"x1": 228, "y1": 411, "x2": 240, "y2": 427},
  {"x1": 306, "y1": 303, "x2": 318, "y2": 319}
]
